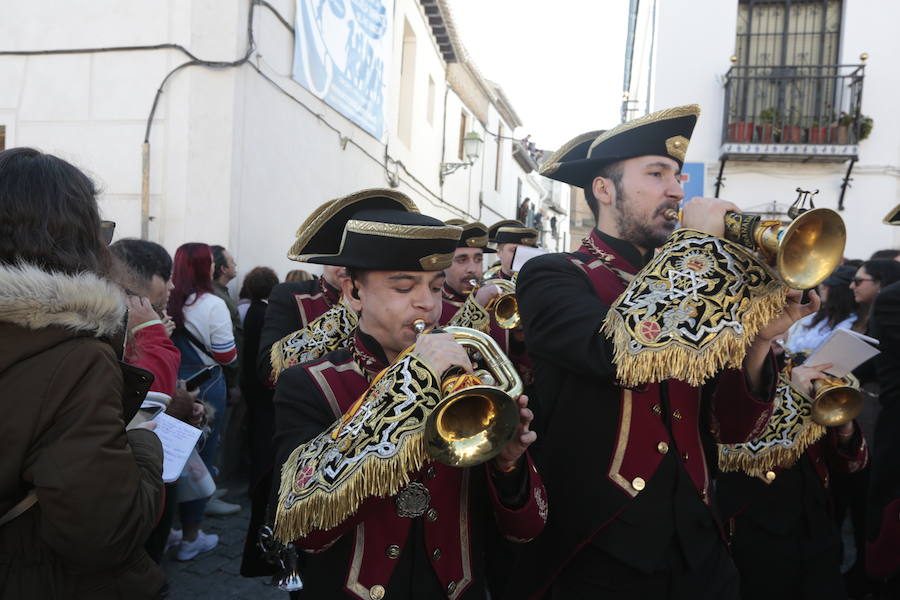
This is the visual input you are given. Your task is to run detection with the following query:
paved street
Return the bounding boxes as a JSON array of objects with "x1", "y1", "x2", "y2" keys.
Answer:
[{"x1": 163, "y1": 488, "x2": 283, "y2": 600}]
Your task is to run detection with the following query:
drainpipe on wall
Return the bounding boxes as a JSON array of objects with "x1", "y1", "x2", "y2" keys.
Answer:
[{"x1": 141, "y1": 142, "x2": 150, "y2": 239}]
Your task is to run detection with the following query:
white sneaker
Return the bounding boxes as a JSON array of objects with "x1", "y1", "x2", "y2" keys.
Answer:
[
  {"x1": 176, "y1": 530, "x2": 219, "y2": 561},
  {"x1": 164, "y1": 528, "x2": 182, "y2": 554},
  {"x1": 204, "y1": 497, "x2": 241, "y2": 516}
]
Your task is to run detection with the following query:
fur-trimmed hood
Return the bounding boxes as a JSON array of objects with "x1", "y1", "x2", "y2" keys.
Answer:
[{"x1": 0, "y1": 262, "x2": 126, "y2": 338}]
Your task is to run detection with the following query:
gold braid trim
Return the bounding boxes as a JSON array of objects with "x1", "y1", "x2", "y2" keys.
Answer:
[
  {"x1": 718, "y1": 373, "x2": 826, "y2": 477},
  {"x1": 270, "y1": 299, "x2": 359, "y2": 382},
  {"x1": 274, "y1": 353, "x2": 442, "y2": 542},
  {"x1": 601, "y1": 229, "x2": 787, "y2": 387},
  {"x1": 448, "y1": 294, "x2": 490, "y2": 332}
]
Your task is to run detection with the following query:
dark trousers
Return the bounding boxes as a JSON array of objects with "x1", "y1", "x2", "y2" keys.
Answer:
[{"x1": 550, "y1": 539, "x2": 739, "y2": 600}]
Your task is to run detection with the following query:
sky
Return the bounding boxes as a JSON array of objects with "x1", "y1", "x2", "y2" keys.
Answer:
[{"x1": 448, "y1": 0, "x2": 630, "y2": 150}]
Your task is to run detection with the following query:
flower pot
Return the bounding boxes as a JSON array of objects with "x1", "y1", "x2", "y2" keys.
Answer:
[
  {"x1": 829, "y1": 124, "x2": 849, "y2": 144},
  {"x1": 756, "y1": 124, "x2": 775, "y2": 143},
  {"x1": 728, "y1": 121, "x2": 754, "y2": 143},
  {"x1": 808, "y1": 126, "x2": 828, "y2": 144},
  {"x1": 781, "y1": 125, "x2": 802, "y2": 143}
]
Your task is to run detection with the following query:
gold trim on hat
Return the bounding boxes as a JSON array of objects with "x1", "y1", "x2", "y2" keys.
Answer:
[
  {"x1": 345, "y1": 220, "x2": 462, "y2": 241},
  {"x1": 288, "y1": 189, "x2": 419, "y2": 261},
  {"x1": 883, "y1": 202, "x2": 900, "y2": 225},
  {"x1": 587, "y1": 104, "x2": 701, "y2": 155},
  {"x1": 419, "y1": 251, "x2": 456, "y2": 270},
  {"x1": 538, "y1": 130, "x2": 604, "y2": 177},
  {"x1": 445, "y1": 218, "x2": 467, "y2": 226},
  {"x1": 665, "y1": 135, "x2": 689, "y2": 162},
  {"x1": 465, "y1": 234, "x2": 489, "y2": 247},
  {"x1": 497, "y1": 226, "x2": 539, "y2": 237}
]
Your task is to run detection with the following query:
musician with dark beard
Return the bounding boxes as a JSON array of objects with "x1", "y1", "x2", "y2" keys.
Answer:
[{"x1": 508, "y1": 105, "x2": 818, "y2": 599}]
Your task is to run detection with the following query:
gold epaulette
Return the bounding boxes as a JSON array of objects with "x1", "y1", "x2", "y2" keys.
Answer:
[
  {"x1": 447, "y1": 294, "x2": 490, "y2": 332},
  {"x1": 275, "y1": 352, "x2": 441, "y2": 541},
  {"x1": 270, "y1": 299, "x2": 358, "y2": 382}
]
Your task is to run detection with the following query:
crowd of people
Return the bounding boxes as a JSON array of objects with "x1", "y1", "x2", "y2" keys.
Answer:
[{"x1": 2, "y1": 102, "x2": 899, "y2": 600}]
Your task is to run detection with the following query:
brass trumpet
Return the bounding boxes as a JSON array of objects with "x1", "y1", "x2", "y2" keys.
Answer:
[
  {"x1": 413, "y1": 320, "x2": 522, "y2": 467},
  {"x1": 480, "y1": 278, "x2": 520, "y2": 329},
  {"x1": 810, "y1": 373, "x2": 864, "y2": 427},
  {"x1": 664, "y1": 191, "x2": 846, "y2": 289}
]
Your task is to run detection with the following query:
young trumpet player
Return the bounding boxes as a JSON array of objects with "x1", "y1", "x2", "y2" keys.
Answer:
[{"x1": 270, "y1": 190, "x2": 547, "y2": 600}]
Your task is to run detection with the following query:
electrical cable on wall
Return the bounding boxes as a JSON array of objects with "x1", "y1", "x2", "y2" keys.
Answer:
[{"x1": 0, "y1": 0, "x2": 488, "y2": 225}]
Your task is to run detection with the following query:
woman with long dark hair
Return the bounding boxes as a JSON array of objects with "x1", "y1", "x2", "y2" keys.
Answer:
[
  {"x1": 785, "y1": 265, "x2": 859, "y2": 355},
  {"x1": 167, "y1": 243, "x2": 237, "y2": 560},
  {"x1": 851, "y1": 259, "x2": 900, "y2": 333},
  {"x1": 0, "y1": 148, "x2": 165, "y2": 598}
]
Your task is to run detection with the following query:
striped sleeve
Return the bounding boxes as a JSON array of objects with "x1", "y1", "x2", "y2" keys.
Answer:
[{"x1": 207, "y1": 295, "x2": 238, "y2": 365}]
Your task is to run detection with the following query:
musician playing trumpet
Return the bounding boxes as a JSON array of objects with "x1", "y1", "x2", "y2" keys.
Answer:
[{"x1": 271, "y1": 191, "x2": 547, "y2": 600}]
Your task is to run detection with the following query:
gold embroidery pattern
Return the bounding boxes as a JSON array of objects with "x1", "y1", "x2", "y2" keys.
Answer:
[
  {"x1": 718, "y1": 372, "x2": 826, "y2": 477},
  {"x1": 275, "y1": 354, "x2": 442, "y2": 541},
  {"x1": 270, "y1": 299, "x2": 358, "y2": 382},
  {"x1": 419, "y1": 251, "x2": 456, "y2": 270},
  {"x1": 448, "y1": 295, "x2": 490, "y2": 332},
  {"x1": 538, "y1": 130, "x2": 604, "y2": 177},
  {"x1": 602, "y1": 229, "x2": 787, "y2": 387},
  {"x1": 346, "y1": 219, "x2": 462, "y2": 240}
]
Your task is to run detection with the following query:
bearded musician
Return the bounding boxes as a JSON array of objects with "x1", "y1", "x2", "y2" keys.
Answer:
[
  {"x1": 270, "y1": 190, "x2": 547, "y2": 599},
  {"x1": 507, "y1": 105, "x2": 820, "y2": 599}
]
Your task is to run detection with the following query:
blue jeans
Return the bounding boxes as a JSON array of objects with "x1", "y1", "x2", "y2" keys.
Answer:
[{"x1": 172, "y1": 333, "x2": 227, "y2": 526}]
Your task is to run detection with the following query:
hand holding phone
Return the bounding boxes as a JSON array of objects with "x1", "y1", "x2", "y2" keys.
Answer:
[{"x1": 184, "y1": 365, "x2": 217, "y2": 391}]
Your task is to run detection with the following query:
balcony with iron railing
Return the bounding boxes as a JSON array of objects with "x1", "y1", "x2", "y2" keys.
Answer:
[{"x1": 721, "y1": 63, "x2": 866, "y2": 162}]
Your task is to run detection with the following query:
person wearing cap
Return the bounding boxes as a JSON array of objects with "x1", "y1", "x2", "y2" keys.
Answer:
[
  {"x1": 269, "y1": 190, "x2": 547, "y2": 599},
  {"x1": 863, "y1": 204, "x2": 900, "y2": 595},
  {"x1": 485, "y1": 219, "x2": 538, "y2": 280},
  {"x1": 508, "y1": 105, "x2": 818, "y2": 599},
  {"x1": 440, "y1": 219, "x2": 495, "y2": 311}
]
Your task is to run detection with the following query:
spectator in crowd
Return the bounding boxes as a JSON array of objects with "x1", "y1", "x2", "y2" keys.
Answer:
[
  {"x1": 0, "y1": 147, "x2": 165, "y2": 597},
  {"x1": 167, "y1": 242, "x2": 240, "y2": 557},
  {"x1": 784, "y1": 265, "x2": 859, "y2": 355},
  {"x1": 110, "y1": 239, "x2": 209, "y2": 565},
  {"x1": 517, "y1": 197, "x2": 531, "y2": 224},
  {"x1": 284, "y1": 269, "x2": 314, "y2": 283},
  {"x1": 870, "y1": 249, "x2": 900, "y2": 262},
  {"x1": 237, "y1": 267, "x2": 279, "y2": 491},
  {"x1": 851, "y1": 259, "x2": 900, "y2": 333},
  {"x1": 211, "y1": 245, "x2": 239, "y2": 328}
]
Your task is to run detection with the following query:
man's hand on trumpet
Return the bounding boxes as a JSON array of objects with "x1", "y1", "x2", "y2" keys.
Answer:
[
  {"x1": 679, "y1": 197, "x2": 741, "y2": 238},
  {"x1": 492, "y1": 394, "x2": 537, "y2": 472},
  {"x1": 412, "y1": 331, "x2": 473, "y2": 378}
]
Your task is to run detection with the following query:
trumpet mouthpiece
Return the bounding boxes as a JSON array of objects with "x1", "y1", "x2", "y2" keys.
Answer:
[
  {"x1": 664, "y1": 208, "x2": 681, "y2": 221},
  {"x1": 413, "y1": 319, "x2": 427, "y2": 334}
]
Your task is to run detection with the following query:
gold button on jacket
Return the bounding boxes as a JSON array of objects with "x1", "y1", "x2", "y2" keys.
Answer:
[
  {"x1": 385, "y1": 544, "x2": 400, "y2": 559},
  {"x1": 631, "y1": 477, "x2": 646, "y2": 492},
  {"x1": 657, "y1": 441, "x2": 669, "y2": 454},
  {"x1": 426, "y1": 508, "x2": 439, "y2": 522},
  {"x1": 370, "y1": 584, "x2": 386, "y2": 600}
]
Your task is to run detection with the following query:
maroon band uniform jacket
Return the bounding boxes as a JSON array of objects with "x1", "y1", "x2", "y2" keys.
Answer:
[
  {"x1": 272, "y1": 328, "x2": 548, "y2": 599},
  {"x1": 508, "y1": 229, "x2": 777, "y2": 598}
]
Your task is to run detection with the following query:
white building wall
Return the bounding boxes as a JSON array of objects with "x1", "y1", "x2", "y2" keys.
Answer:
[
  {"x1": 1, "y1": 0, "x2": 563, "y2": 282},
  {"x1": 646, "y1": 0, "x2": 900, "y2": 260}
]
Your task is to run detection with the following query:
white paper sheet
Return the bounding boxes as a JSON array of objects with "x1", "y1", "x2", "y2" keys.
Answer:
[
  {"x1": 804, "y1": 328, "x2": 880, "y2": 378},
  {"x1": 152, "y1": 413, "x2": 202, "y2": 483}
]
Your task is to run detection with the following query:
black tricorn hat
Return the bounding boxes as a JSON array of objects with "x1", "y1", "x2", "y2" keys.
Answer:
[
  {"x1": 884, "y1": 203, "x2": 900, "y2": 226},
  {"x1": 446, "y1": 219, "x2": 496, "y2": 253},
  {"x1": 488, "y1": 219, "x2": 538, "y2": 247},
  {"x1": 540, "y1": 104, "x2": 700, "y2": 190},
  {"x1": 290, "y1": 192, "x2": 462, "y2": 271},
  {"x1": 288, "y1": 188, "x2": 419, "y2": 261}
]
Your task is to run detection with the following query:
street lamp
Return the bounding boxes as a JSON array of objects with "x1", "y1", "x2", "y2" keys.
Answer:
[{"x1": 440, "y1": 131, "x2": 483, "y2": 184}]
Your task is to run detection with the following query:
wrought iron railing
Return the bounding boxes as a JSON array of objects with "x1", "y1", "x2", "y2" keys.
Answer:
[{"x1": 722, "y1": 64, "x2": 866, "y2": 145}]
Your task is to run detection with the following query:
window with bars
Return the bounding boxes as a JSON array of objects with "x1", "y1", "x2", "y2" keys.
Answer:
[{"x1": 725, "y1": 0, "x2": 865, "y2": 146}]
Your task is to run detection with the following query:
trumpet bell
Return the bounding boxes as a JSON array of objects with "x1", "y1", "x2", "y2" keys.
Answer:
[
  {"x1": 493, "y1": 295, "x2": 520, "y2": 329},
  {"x1": 774, "y1": 208, "x2": 846, "y2": 290},
  {"x1": 811, "y1": 378, "x2": 864, "y2": 427},
  {"x1": 424, "y1": 385, "x2": 519, "y2": 467}
]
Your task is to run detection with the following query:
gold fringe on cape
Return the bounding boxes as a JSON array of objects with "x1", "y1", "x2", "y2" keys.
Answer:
[
  {"x1": 718, "y1": 421, "x2": 825, "y2": 478},
  {"x1": 602, "y1": 287, "x2": 787, "y2": 387},
  {"x1": 600, "y1": 228, "x2": 788, "y2": 387}
]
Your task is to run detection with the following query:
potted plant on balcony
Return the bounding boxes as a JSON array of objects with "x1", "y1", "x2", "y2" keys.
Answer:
[
  {"x1": 859, "y1": 114, "x2": 874, "y2": 141},
  {"x1": 830, "y1": 112, "x2": 852, "y2": 144},
  {"x1": 781, "y1": 110, "x2": 803, "y2": 143},
  {"x1": 727, "y1": 111, "x2": 754, "y2": 143},
  {"x1": 756, "y1": 108, "x2": 777, "y2": 143},
  {"x1": 807, "y1": 120, "x2": 829, "y2": 144}
]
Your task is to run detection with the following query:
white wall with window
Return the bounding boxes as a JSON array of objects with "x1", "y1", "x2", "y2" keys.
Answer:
[{"x1": 628, "y1": 0, "x2": 900, "y2": 259}]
